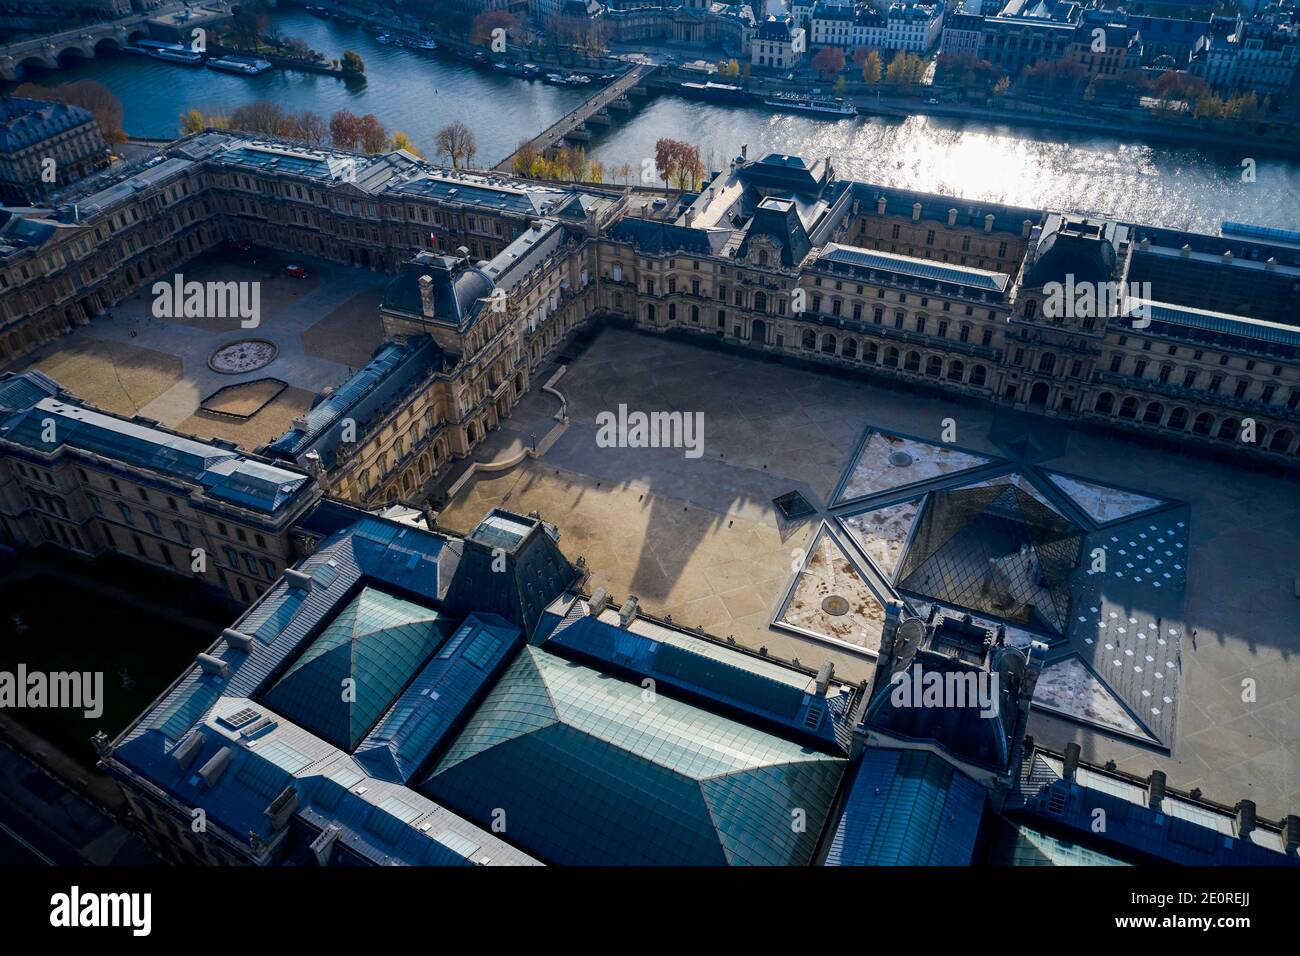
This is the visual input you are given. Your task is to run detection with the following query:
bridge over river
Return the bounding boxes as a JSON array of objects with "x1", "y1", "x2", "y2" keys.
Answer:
[
  {"x1": 494, "y1": 63, "x2": 656, "y2": 172},
  {"x1": 0, "y1": 3, "x2": 220, "y2": 82}
]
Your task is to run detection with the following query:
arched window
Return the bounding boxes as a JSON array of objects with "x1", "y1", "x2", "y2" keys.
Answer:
[
  {"x1": 821, "y1": 333, "x2": 837, "y2": 354},
  {"x1": 843, "y1": 338, "x2": 857, "y2": 359},
  {"x1": 947, "y1": 360, "x2": 964, "y2": 382},
  {"x1": 1142, "y1": 402, "x2": 1164, "y2": 425},
  {"x1": 1118, "y1": 397, "x2": 1139, "y2": 419},
  {"x1": 803, "y1": 329, "x2": 817, "y2": 349},
  {"x1": 925, "y1": 355, "x2": 942, "y2": 376},
  {"x1": 1269, "y1": 428, "x2": 1293, "y2": 452},
  {"x1": 904, "y1": 351, "x2": 921, "y2": 372},
  {"x1": 864, "y1": 342, "x2": 879, "y2": 363},
  {"x1": 1192, "y1": 412, "x2": 1213, "y2": 435},
  {"x1": 1095, "y1": 392, "x2": 1115, "y2": 414},
  {"x1": 1167, "y1": 407, "x2": 1188, "y2": 431},
  {"x1": 970, "y1": 365, "x2": 986, "y2": 386},
  {"x1": 1217, "y1": 417, "x2": 1239, "y2": 441},
  {"x1": 884, "y1": 347, "x2": 900, "y2": 368}
]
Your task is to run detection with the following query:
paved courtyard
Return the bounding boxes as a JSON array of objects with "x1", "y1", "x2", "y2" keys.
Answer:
[
  {"x1": 17, "y1": 248, "x2": 390, "y2": 451},
  {"x1": 439, "y1": 325, "x2": 1300, "y2": 821}
]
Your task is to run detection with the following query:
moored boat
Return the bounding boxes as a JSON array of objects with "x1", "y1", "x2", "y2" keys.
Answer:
[{"x1": 763, "y1": 92, "x2": 857, "y2": 116}]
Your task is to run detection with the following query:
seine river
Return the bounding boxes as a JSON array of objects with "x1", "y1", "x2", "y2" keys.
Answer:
[{"x1": 14, "y1": 9, "x2": 1300, "y2": 232}]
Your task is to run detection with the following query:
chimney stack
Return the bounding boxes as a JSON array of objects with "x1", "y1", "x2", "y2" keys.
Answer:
[
  {"x1": 265, "y1": 785, "x2": 299, "y2": 831},
  {"x1": 223, "y1": 628, "x2": 254, "y2": 652},
  {"x1": 618, "y1": 596, "x2": 639, "y2": 628},
  {"x1": 1147, "y1": 770, "x2": 1166, "y2": 810},
  {"x1": 876, "y1": 195, "x2": 887, "y2": 216},
  {"x1": 1062, "y1": 742, "x2": 1081, "y2": 781},
  {"x1": 197, "y1": 747, "x2": 232, "y2": 788},
  {"x1": 196, "y1": 653, "x2": 229, "y2": 678},
  {"x1": 588, "y1": 586, "x2": 610, "y2": 617},
  {"x1": 815, "y1": 660, "x2": 835, "y2": 696},
  {"x1": 1282, "y1": 814, "x2": 1300, "y2": 854},
  {"x1": 418, "y1": 274, "x2": 436, "y2": 317},
  {"x1": 984, "y1": 213, "x2": 994, "y2": 233},
  {"x1": 1235, "y1": 799, "x2": 1256, "y2": 837},
  {"x1": 912, "y1": 201, "x2": 922, "y2": 222},
  {"x1": 310, "y1": 824, "x2": 341, "y2": 866},
  {"x1": 947, "y1": 207, "x2": 958, "y2": 227},
  {"x1": 1022, "y1": 219, "x2": 1033, "y2": 239}
]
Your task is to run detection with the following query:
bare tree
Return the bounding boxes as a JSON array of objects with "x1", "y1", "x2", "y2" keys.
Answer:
[{"x1": 435, "y1": 121, "x2": 477, "y2": 169}]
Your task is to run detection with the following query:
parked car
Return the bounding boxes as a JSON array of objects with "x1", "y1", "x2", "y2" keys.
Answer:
[
  {"x1": 925, "y1": 97, "x2": 940, "y2": 104},
  {"x1": 227, "y1": 239, "x2": 252, "y2": 252},
  {"x1": 285, "y1": 264, "x2": 308, "y2": 278}
]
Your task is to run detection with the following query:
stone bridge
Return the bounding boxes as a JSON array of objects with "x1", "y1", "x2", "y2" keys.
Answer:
[
  {"x1": 0, "y1": 7, "x2": 183, "y2": 82},
  {"x1": 494, "y1": 63, "x2": 657, "y2": 173}
]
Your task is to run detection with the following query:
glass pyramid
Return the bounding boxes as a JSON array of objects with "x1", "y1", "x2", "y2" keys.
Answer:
[
  {"x1": 896, "y1": 483, "x2": 1083, "y2": 635},
  {"x1": 262, "y1": 587, "x2": 448, "y2": 750},
  {"x1": 423, "y1": 647, "x2": 845, "y2": 866}
]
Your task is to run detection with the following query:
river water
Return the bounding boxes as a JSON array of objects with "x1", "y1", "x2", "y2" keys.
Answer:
[{"x1": 13, "y1": 8, "x2": 1300, "y2": 232}]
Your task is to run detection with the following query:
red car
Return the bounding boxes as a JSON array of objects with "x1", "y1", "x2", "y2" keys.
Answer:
[
  {"x1": 285, "y1": 264, "x2": 308, "y2": 279},
  {"x1": 227, "y1": 239, "x2": 252, "y2": 252}
]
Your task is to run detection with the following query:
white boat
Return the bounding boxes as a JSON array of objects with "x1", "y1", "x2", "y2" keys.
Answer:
[
  {"x1": 207, "y1": 55, "x2": 273, "y2": 75},
  {"x1": 376, "y1": 33, "x2": 392, "y2": 44},
  {"x1": 147, "y1": 47, "x2": 204, "y2": 65},
  {"x1": 763, "y1": 92, "x2": 857, "y2": 116},
  {"x1": 410, "y1": 35, "x2": 437, "y2": 50}
]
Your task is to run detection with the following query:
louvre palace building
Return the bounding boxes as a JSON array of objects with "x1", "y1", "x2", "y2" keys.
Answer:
[{"x1": 0, "y1": 130, "x2": 1297, "y2": 543}]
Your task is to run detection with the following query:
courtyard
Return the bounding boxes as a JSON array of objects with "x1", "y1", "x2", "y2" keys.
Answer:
[
  {"x1": 16, "y1": 247, "x2": 391, "y2": 451},
  {"x1": 438, "y1": 324, "x2": 1300, "y2": 821}
]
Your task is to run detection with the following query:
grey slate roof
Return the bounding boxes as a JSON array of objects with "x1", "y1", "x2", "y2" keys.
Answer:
[
  {"x1": 0, "y1": 389, "x2": 310, "y2": 515},
  {"x1": 824, "y1": 748, "x2": 987, "y2": 865},
  {"x1": 0, "y1": 96, "x2": 97, "y2": 152},
  {"x1": 817, "y1": 242, "x2": 1011, "y2": 293},
  {"x1": 265, "y1": 337, "x2": 444, "y2": 470}
]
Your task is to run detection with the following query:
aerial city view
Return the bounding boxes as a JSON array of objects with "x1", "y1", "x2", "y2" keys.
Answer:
[{"x1": 0, "y1": 0, "x2": 1296, "y2": 931}]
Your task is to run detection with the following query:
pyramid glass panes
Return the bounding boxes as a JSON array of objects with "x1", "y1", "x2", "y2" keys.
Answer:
[
  {"x1": 262, "y1": 587, "x2": 449, "y2": 750},
  {"x1": 896, "y1": 484, "x2": 1083, "y2": 635}
]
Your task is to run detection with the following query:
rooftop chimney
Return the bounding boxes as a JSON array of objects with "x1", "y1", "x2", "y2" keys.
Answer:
[
  {"x1": 815, "y1": 660, "x2": 835, "y2": 696},
  {"x1": 418, "y1": 274, "x2": 436, "y2": 317},
  {"x1": 947, "y1": 207, "x2": 958, "y2": 227},
  {"x1": 1022, "y1": 219, "x2": 1033, "y2": 239},
  {"x1": 196, "y1": 653, "x2": 229, "y2": 678},
  {"x1": 876, "y1": 195, "x2": 887, "y2": 216},
  {"x1": 1147, "y1": 770, "x2": 1166, "y2": 810},
  {"x1": 310, "y1": 823, "x2": 342, "y2": 866},
  {"x1": 1265, "y1": 257, "x2": 1277, "y2": 270},
  {"x1": 1062, "y1": 742, "x2": 1081, "y2": 781},
  {"x1": 741, "y1": 143, "x2": 748, "y2": 160},
  {"x1": 1222, "y1": 250, "x2": 1233, "y2": 264},
  {"x1": 223, "y1": 628, "x2": 254, "y2": 652},
  {"x1": 171, "y1": 731, "x2": 205, "y2": 771},
  {"x1": 685, "y1": 208, "x2": 695, "y2": 227},
  {"x1": 1235, "y1": 799, "x2": 1256, "y2": 837},
  {"x1": 1139, "y1": 237, "x2": 1150, "y2": 250},
  {"x1": 911, "y1": 201, "x2": 922, "y2": 222},
  {"x1": 265, "y1": 785, "x2": 299, "y2": 831},
  {"x1": 618, "y1": 595, "x2": 639, "y2": 628},
  {"x1": 1283, "y1": 814, "x2": 1300, "y2": 854},
  {"x1": 1180, "y1": 244, "x2": 1191, "y2": 257},
  {"x1": 984, "y1": 213, "x2": 994, "y2": 233},
  {"x1": 283, "y1": 568, "x2": 314, "y2": 592},
  {"x1": 588, "y1": 586, "x2": 610, "y2": 617},
  {"x1": 196, "y1": 746, "x2": 232, "y2": 788}
]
